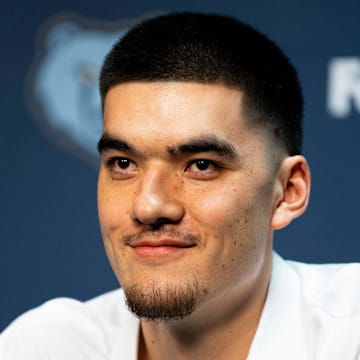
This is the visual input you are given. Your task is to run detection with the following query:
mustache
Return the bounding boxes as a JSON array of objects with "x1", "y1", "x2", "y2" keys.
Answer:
[{"x1": 122, "y1": 227, "x2": 200, "y2": 246}]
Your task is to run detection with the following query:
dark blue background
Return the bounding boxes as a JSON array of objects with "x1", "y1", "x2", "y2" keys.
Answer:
[{"x1": 1, "y1": 0, "x2": 359, "y2": 331}]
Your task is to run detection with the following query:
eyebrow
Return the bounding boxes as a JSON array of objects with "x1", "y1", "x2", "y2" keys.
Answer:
[
  {"x1": 97, "y1": 134, "x2": 135, "y2": 154},
  {"x1": 168, "y1": 135, "x2": 238, "y2": 160},
  {"x1": 97, "y1": 133, "x2": 238, "y2": 160}
]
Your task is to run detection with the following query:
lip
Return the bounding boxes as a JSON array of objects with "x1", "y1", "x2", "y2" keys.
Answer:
[{"x1": 130, "y1": 239, "x2": 195, "y2": 259}]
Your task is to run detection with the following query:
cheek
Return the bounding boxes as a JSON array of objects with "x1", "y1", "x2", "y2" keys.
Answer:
[
  {"x1": 189, "y1": 181, "x2": 271, "y2": 261},
  {"x1": 186, "y1": 188, "x2": 261, "y2": 292},
  {"x1": 98, "y1": 176, "x2": 129, "y2": 233},
  {"x1": 187, "y1": 185, "x2": 252, "y2": 274},
  {"x1": 190, "y1": 184, "x2": 249, "y2": 231},
  {"x1": 98, "y1": 184, "x2": 128, "y2": 281}
]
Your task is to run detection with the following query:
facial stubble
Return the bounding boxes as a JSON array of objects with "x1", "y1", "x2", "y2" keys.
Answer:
[
  {"x1": 124, "y1": 279, "x2": 202, "y2": 321},
  {"x1": 119, "y1": 228, "x2": 203, "y2": 321}
]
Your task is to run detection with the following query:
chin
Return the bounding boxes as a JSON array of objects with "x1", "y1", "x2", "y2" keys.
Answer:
[{"x1": 123, "y1": 279, "x2": 201, "y2": 321}]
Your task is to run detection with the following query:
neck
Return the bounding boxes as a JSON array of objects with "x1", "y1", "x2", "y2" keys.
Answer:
[{"x1": 138, "y1": 256, "x2": 272, "y2": 360}]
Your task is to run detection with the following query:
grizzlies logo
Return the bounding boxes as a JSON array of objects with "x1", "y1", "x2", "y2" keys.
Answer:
[{"x1": 26, "y1": 12, "x2": 161, "y2": 166}]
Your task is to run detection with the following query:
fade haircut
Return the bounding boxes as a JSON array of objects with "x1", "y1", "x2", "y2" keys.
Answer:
[{"x1": 100, "y1": 12, "x2": 303, "y2": 155}]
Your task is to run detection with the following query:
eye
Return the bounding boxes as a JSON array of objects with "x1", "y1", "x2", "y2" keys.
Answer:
[
  {"x1": 106, "y1": 157, "x2": 138, "y2": 179},
  {"x1": 185, "y1": 159, "x2": 220, "y2": 179},
  {"x1": 192, "y1": 160, "x2": 212, "y2": 171},
  {"x1": 115, "y1": 158, "x2": 133, "y2": 169}
]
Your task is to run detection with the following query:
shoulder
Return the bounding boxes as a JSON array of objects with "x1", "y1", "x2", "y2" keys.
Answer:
[
  {"x1": 0, "y1": 289, "x2": 137, "y2": 359},
  {"x1": 3, "y1": 289, "x2": 125, "y2": 333},
  {"x1": 284, "y1": 257, "x2": 360, "y2": 316},
  {"x1": 251, "y1": 254, "x2": 360, "y2": 359},
  {"x1": 276, "y1": 255, "x2": 360, "y2": 358}
]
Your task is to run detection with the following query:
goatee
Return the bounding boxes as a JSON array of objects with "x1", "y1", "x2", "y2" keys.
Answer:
[{"x1": 124, "y1": 280, "x2": 201, "y2": 321}]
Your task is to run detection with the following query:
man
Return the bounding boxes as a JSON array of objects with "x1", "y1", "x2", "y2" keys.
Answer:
[{"x1": 1, "y1": 12, "x2": 359, "y2": 360}]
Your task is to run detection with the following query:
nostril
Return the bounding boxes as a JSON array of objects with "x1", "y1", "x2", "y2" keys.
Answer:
[
  {"x1": 133, "y1": 216, "x2": 181, "y2": 229},
  {"x1": 153, "y1": 217, "x2": 181, "y2": 228}
]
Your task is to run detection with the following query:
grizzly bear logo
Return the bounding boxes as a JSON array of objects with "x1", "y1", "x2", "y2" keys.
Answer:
[{"x1": 27, "y1": 13, "x2": 160, "y2": 166}]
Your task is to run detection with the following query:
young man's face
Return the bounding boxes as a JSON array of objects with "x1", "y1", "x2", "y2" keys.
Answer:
[{"x1": 98, "y1": 82, "x2": 282, "y2": 320}]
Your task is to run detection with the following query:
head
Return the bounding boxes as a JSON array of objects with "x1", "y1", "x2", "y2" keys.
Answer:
[
  {"x1": 97, "y1": 13, "x2": 310, "y2": 323},
  {"x1": 100, "y1": 12, "x2": 303, "y2": 156}
]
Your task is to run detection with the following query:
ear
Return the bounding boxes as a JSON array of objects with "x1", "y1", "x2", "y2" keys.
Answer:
[{"x1": 271, "y1": 155, "x2": 311, "y2": 230}]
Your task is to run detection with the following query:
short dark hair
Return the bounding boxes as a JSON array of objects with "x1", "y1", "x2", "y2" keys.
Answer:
[{"x1": 100, "y1": 12, "x2": 303, "y2": 155}]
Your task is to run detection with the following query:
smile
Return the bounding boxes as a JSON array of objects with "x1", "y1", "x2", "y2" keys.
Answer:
[{"x1": 130, "y1": 240, "x2": 196, "y2": 259}]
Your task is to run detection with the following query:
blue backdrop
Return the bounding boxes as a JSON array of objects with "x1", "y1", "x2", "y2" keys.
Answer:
[{"x1": 1, "y1": 0, "x2": 359, "y2": 331}]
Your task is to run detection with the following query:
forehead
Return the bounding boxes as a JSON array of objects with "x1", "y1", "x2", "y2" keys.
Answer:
[
  {"x1": 102, "y1": 82, "x2": 281, "y2": 173},
  {"x1": 103, "y1": 81, "x2": 253, "y2": 140}
]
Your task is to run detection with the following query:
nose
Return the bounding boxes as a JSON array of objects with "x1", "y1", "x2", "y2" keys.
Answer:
[{"x1": 131, "y1": 168, "x2": 185, "y2": 227}]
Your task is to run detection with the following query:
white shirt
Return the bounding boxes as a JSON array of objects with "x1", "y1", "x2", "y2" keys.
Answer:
[{"x1": 1, "y1": 253, "x2": 360, "y2": 359}]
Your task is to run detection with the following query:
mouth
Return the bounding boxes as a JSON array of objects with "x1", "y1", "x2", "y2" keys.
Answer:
[{"x1": 129, "y1": 239, "x2": 196, "y2": 259}]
